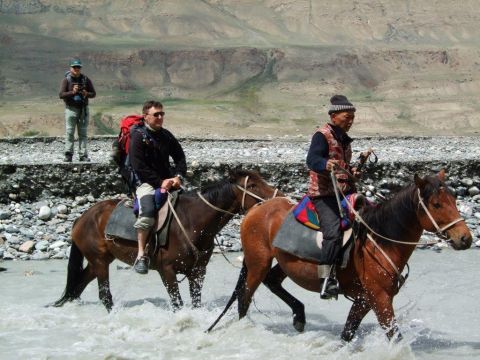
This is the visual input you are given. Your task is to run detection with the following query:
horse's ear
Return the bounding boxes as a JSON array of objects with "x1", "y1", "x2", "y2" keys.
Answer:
[
  {"x1": 414, "y1": 173, "x2": 427, "y2": 189},
  {"x1": 438, "y1": 169, "x2": 446, "y2": 182}
]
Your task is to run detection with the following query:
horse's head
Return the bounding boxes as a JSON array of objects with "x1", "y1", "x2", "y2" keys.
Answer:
[
  {"x1": 414, "y1": 169, "x2": 472, "y2": 250},
  {"x1": 229, "y1": 169, "x2": 282, "y2": 211}
]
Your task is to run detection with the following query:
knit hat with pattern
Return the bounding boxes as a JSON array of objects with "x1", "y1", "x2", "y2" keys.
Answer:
[{"x1": 328, "y1": 95, "x2": 356, "y2": 115}]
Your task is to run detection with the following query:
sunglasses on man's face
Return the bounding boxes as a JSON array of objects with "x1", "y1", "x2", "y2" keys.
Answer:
[{"x1": 150, "y1": 111, "x2": 165, "y2": 118}]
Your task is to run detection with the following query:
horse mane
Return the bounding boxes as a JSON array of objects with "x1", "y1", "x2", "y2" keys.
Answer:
[{"x1": 356, "y1": 174, "x2": 444, "y2": 246}]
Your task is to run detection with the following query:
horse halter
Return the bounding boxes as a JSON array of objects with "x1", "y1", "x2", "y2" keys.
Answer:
[
  {"x1": 236, "y1": 175, "x2": 279, "y2": 211},
  {"x1": 416, "y1": 188, "x2": 464, "y2": 239},
  {"x1": 197, "y1": 175, "x2": 279, "y2": 216}
]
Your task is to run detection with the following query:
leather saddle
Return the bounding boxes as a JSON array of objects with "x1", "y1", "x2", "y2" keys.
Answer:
[{"x1": 105, "y1": 192, "x2": 180, "y2": 247}]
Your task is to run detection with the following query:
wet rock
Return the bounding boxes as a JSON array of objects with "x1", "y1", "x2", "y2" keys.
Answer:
[
  {"x1": 3, "y1": 251, "x2": 15, "y2": 260},
  {"x1": 469, "y1": 186, "x2": 480, "y2": 196},
  {"x1": 57, "y1": 204, "x2": 68, "y2": 214},
  {"x1": 38, "y1": 206, "x2": 52, "y2": 220},
  {"x1": 19, "y1": 228, "x2": 34, "y2": 239},
  {"x1": 0, "y1": 210, "x2": 10, "y2": 220},
  {"x1": 31, "y1": 252, "x2": 50, "y2": 260},
  {"x1": 49, "y1": 240, "x2": 66, "y2": 249},
  {"x1": 35, "y1": 240, "x2": 49, "y2": 251},
  {"x1": 5, "y1": 225, "x2": 19, "y2": 233},
  {"x1": 6, "y1": 235, "x2": 21, "y2": 245},
  {"x1": 19, "y1": 240, "x2": 35, "y2": 253}
]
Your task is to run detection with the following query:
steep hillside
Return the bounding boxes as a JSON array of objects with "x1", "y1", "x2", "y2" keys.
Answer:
[{"x1": 0, "y1": 0, "x2": 479, "y2": 137}]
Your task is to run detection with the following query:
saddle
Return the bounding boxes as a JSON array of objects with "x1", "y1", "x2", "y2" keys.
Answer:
[
  {"x1": 273, "y1": 193, "x2": 367, "y2": 266},
  {"x1": 105, "y1": 191, "x2": 180, "y2": 248}
]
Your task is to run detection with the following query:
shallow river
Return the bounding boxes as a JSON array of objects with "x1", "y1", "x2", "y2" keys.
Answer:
[{"x1": 0, "y1": 250, "x2": 479, "y2": 360}]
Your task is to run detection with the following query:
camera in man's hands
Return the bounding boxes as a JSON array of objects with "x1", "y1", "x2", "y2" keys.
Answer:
[{"x1": 72, "y1": 83, "x2": 85, "y2": 102}]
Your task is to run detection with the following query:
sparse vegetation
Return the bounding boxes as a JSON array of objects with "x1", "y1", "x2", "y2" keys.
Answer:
[
  {"x1": 92, "y1": 112, "x2": 116, "y2": 135},
  {"x1": 22, "y1": 130, "x2": 48, "y2": 137}
]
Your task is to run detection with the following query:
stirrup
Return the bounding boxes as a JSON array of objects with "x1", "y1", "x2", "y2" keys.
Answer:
[{"x1": 320, "y1": 277, "x2": 339, "y2": 300}]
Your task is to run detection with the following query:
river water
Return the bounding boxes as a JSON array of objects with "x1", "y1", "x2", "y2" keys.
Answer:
[{"x1": 0, "y1": 250, "x2": 479, "y2": 360}]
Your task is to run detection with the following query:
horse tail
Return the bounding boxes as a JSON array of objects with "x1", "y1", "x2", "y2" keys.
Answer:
[
  {"x1": 206, "y1": 261, "x2": 248, "y2": 332},
  {"x1": 51, "y1": 241, "x2": 85, "y2": 307}
]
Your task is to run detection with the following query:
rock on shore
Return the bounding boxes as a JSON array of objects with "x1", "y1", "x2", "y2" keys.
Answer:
[{"x1": 0, "y1": 136, "x2": 479, "y2": 261}]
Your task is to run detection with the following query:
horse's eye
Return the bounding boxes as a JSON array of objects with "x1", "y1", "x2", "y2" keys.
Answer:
[{"x1": 432, "y1": 202, "x2": 441, "y2": 209}]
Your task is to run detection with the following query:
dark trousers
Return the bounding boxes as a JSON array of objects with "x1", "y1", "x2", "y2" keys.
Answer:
[{"x1": 311, "y1": 196, "x2": 343, "y2": 265}]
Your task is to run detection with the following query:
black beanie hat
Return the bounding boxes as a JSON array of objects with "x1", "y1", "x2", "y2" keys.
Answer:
[{"x1": 328, "y1": 95, "x2": 356, "y2": 115}]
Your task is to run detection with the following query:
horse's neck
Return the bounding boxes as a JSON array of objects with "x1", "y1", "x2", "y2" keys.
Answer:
[
  {"x1": 367, "y1": 187, "x2": 422, "y2": 241},
  {"x1": 181, "y1": 195, "x2": 236, "y2": 241},
  {"x1": 362, "y1": 187, "x2": 423, "y2": 269}
]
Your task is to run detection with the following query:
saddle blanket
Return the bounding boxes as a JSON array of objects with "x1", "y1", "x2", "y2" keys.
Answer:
[
  {"x1": 105, "y1": 199, "x2": 138, "y2": 241},
  {"x1": 104, "y1": 195, "x2": 176, "y2": 247},
  {"x1": 272, "y1": 210, "x2": 352, "y2": 265}
]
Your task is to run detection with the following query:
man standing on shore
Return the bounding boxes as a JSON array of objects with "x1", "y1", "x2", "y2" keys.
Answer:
[{"x1": 59, "y1": 59, "x2": 96, "y2": 162}]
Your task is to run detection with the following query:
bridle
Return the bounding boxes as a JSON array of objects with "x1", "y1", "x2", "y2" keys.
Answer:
[
  {"x1": 416, "y1": 188, "x2": 464, "y2": 240},
  {"x1": 343, "y1": 185, "x2": 465, "y2": 289},
  {"x1": 198, "y1": 175, "x2": 279, "y2": 215},
  {"x1": 237, "y1": 175, "x2": 279, "y2": 210}
]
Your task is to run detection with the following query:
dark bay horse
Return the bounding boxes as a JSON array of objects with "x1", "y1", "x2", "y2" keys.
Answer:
[
  {"x1": 53, "y1": 169, "x2": 279, "y2": 311},
  {"x1": 208, "y1": 170, "x2": 472, "y2": 341}
]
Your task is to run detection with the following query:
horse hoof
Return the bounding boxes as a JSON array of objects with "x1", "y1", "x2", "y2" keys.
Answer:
[{"x1": 293, "y1": 319, "x2": 305, "y2": 332}]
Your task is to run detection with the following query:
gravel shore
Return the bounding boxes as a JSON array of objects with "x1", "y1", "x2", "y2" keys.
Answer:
[
  {"x1": 0, "y1": 136, "x2": 479, "y2": 165},
  {"x1": 0, "y1": 135, "x2": 479, "y2": 261}
]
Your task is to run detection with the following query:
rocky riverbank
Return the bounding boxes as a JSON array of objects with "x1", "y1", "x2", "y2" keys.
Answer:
[{"x1": 0, "y1": 136, "x2": 479, "y2": 260}]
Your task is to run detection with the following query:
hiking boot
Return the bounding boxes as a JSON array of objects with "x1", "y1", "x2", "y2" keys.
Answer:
[
  {"x1": 320, "y1": 277, "x2": 339, "y2": 300},
  {"x1": 134, "y1": 256, "x2": 149, "y2": 274},
  {"x1": 79, "y1": 155, "x2": 90, "y2": 162},
  {"x1": 64, "y1": 153, "x2": 73, "y2": 162}
]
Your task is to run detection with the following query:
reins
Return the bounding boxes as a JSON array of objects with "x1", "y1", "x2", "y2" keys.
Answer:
[
  {"x1": 197, "y1": 175, "x2": 280, "y2": 215},
  {"x1": 334, "y1": 164, "x2": 464, "y2": 289},
  {"x1": 172, "y1": 175, "x2": 279, "y2": 272},
  {"x1": 167, "y1": 193, "x2": 200, "y2": 271}
]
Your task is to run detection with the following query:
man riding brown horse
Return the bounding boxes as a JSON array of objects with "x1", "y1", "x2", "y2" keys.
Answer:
[
  {"x1": 128, "y1": 100, "x2": 187, "y2": 274},
  {"x1": 306, "y1": 94, "x2": 362, "y2": 299}
]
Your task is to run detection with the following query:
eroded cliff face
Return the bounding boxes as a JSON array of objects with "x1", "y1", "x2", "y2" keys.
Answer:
[{"x1": 1, "y1": 1, "x2": 480, "y2": 137}]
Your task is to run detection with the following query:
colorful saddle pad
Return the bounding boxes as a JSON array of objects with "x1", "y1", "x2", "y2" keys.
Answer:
[
  {"x1": 292, "y1": 195, "x2": 320, "y2": 230},
  {"x1": 293, "y1": 193, "x2": 361, "y2": 231}
]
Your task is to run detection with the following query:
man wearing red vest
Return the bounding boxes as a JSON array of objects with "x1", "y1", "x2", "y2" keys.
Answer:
[{"x1": 306, "y1": 94, "x2": 359, "y2": 298}]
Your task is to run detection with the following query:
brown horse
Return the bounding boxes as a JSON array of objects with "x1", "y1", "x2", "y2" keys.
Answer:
[
  {"x1": 208, "y1": 170, "x2": 472, "y2": 341},
  {"x1": 52, "y1": 169, "x2": 279, "y2": 311}
]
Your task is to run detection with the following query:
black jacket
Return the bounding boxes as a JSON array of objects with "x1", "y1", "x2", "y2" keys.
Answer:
[{"x1": 128, "y1": 124, "x2": 187, "y2": 188}]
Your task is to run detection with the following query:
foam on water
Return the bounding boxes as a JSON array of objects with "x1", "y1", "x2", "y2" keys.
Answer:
[{"x1": 0, "y1": 251, "x2": 479, "y2": 359}]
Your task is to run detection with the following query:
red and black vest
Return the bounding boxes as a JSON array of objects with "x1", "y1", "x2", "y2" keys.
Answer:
[{"x1": 307, "y1": 123, "x2": 353, "y2": 197}]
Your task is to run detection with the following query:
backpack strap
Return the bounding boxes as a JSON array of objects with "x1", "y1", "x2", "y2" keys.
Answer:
[
  {"x1": 65, "y1": 71, "x2": 87, "y2": 89},
  {"x1": 133, "y1": 124, "x2": 159, "y2": 148}
]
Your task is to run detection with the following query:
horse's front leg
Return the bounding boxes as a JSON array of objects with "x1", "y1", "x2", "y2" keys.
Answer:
[
  {"x1": 341, "y1": 296, "x2": 371, "y2": 342},
  {"x1": 157, "y1": 265, "x2": 183, "y2": 310},
  {"x1": 367, "y1": 290, "x2": 402, "y2": 341},
  {"x1": 95, "y1": 260, "x2": 114, "y2": 312},
  {"x1": 187, "y1": 265, "x2": 206, "y2": 308}
]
